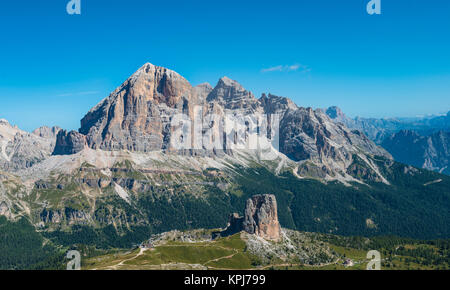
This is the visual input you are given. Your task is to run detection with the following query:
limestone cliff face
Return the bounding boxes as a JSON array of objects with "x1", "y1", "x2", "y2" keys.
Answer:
[
  {"x1": 53, "y1": 130, "x2": 87, "y2": 155},
  {"x1": 220, "y1": 194, "x2": 282, "y2": 242},
  {"x1": 79, "y1": 63, "x2": 202, "y2": 152}
]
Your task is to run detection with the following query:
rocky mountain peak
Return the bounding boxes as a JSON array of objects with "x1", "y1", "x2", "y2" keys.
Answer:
[
  {"x1": 79, "y1": 63, "x2": 196, "y2": 152},
  {"x1": 326, "y1": 106, "x2": 347, "y2": 121},
  {"x1": 126, "y1": 62, "x2": 193, "y2": 107},
  {"x1": 259, "y1": 93, "x2": 298, "y2": 115},
  {"x1": 218, "y1": 76, "x2": 239, "y2": 87},
  {"x1": 207, "y1": 77, "x2": 257, "y2": 110}
]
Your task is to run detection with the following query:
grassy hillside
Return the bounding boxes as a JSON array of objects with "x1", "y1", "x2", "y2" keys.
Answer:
[{"x1": 83, "y1": 230, "x2": 450, "y2": 270}]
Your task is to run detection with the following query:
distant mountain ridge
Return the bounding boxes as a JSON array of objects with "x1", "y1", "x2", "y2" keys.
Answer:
[
  {"x1": 0, "y1": 119, "x2": 60, "y2": 171},
  {"x1": 326, "y1": 106, "x2": 450, "y2": 175},
  {"x1": 382, "y1": 130, "x2": 449, "y2": 175},
  {"x1": 326, "y1": 106, "x2": 450, "y2": 143}
]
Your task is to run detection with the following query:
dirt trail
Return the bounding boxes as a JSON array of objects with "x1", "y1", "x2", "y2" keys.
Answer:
[
  {"x1": 204, "y1": 248, "x2": 239, "y2": 265},
  {"x1": 106, "y1": 248, "x2": 148, "y2": 270}
]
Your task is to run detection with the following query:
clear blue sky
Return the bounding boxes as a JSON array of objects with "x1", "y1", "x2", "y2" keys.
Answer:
[{"x1": 0, "y1": 0, "x2": 449, "y2": 131}]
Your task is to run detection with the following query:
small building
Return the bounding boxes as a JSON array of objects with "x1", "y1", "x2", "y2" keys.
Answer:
[{"x1": 343, "y1": 259, "x2": 354, "y2": 267}]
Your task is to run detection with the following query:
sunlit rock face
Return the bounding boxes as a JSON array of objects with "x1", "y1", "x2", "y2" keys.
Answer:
[
  {"x1": 242, "y1": 194, "x2": 282, "y2": 242},
  {"x1": 53, "y1": 130, "x2": 87, "y2": 155},
  {"x1": 79, "y1": 63, "x2": 198, "y2": 152},
  {"x1": 220, "y1": 194, "x2": 282, "y2": 242}
]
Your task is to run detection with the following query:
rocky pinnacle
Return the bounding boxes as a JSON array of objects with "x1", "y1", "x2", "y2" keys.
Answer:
[{"x1": 220, "y1": 194, "x2": 282, "y2": 242}]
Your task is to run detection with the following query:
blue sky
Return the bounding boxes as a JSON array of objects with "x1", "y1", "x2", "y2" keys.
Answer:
[{"x1": 0, "y1": 0, "x2": 449, "y2": 131}]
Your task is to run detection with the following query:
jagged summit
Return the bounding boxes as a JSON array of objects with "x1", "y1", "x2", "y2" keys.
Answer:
[
  {"x1": 259, "y1": 93, "x2": 298, "y2": 114},
  {"x1": 124, "y1": 62, "x2": 193, "y2": 106},
  {"x1": 206, "y1": 76, "x2": 257, "y2": 110},
  {"x1": 208, "y1": 77, "x2": 254, "y2": 99},
  {"x1": 78, "y1": 62, "x2": 195, "y2": 152},
  {"x1": 217, "y1": 76, "x2": 239, "y2": 87},
  {"x1": 85, "y1": 62, "x2": 192, "y2": 115}
]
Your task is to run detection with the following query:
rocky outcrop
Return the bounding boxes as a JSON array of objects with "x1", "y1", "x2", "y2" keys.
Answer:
[
  {"x1": 242, "y1": 194, "x2": 282, "y2": 241},
  {"x1": 219, "y1": 194, "x2": 282, "y2": 242},
  {"x1": 39, "y1": 208, "x2": 91, "y2": 225},
  {"x1": 53, "y1": 130, "x2": 87, "y2": 155}
]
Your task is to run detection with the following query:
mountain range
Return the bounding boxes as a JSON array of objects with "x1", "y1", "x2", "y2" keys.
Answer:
[
  {"x1": 326, "y1": 106, "x2": 450, "y2": 175},
  {"x1": 0, "y1": 63, "x2": 449, "y2": 269}
]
